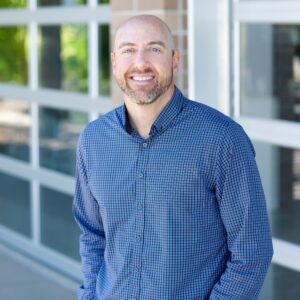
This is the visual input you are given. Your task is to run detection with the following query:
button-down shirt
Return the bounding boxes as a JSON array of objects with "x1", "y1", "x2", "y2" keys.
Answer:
[{"x1": 73, "y1": 86, "x2": 273, "y2": 300}]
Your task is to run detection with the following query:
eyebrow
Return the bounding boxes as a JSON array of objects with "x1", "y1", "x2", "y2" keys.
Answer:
[
  {"x1": 118, "y1": 41, "x2": 167, "y2": 50},
  {"x1": 147, "y1": 41, "x2": 167, "y2": 48},
  {"x1": 118, "y1": 42, "x2": 136, "y2": 49}
]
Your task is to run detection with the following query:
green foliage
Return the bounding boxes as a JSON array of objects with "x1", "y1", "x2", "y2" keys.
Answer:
[
  {"x1": 61, "y1": 25, "x2": 88, "y2": 93},
  {"x1": 99, "y1": 25, "x2": 110, "y2": 95},
  {"x1": 0, "y1": 26, "x2": 28, "y2": 84},
  {"x1": 38, "y1": 0, "x2": 86, "y2": 6},
  {"x1": 0, "y1": 0, "x2": 26, "y2": 8}
]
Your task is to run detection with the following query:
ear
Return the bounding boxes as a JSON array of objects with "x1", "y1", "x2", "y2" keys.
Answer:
[
  {"x1": 172, "y1": 49, "x2": 180, "y2": 75},
  {"x1": 110, "y1": 51, "x2": 116, "y2": 74}
]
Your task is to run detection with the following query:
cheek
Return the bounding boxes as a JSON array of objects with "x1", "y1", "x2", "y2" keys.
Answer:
[{"x1": 114, "y1": 61, "x2": 132, "y2": 75}]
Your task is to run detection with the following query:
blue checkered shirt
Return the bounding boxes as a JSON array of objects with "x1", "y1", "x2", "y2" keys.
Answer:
[{"x1": 73, "y1": 86, "x2": 273, "y2": 300}]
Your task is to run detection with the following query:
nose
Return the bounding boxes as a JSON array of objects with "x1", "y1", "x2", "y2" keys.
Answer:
[{"x1": 133, "y1": 49, "x2": 149, "y2": 69}]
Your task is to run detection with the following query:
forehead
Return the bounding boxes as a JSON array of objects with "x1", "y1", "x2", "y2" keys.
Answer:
[{"x1": 114, "y1": 20, "x2": 171, "y2": 48}]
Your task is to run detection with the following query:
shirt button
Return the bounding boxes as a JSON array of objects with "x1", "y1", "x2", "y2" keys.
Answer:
[
  {"x1": 138, "y1": 173, "x2": 143, "y2": 179},
  {"x1": 142, "y1": 142, "x2": 148, "y2": 148}
]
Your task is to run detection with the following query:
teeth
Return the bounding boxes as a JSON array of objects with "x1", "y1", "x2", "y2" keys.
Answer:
[{"x1": 132, "y1": 76, "x2": 153, "y2": 81}]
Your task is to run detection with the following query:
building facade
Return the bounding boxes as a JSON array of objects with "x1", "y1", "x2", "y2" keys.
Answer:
[{"x1": 0, "y1": 0, "x2": 300, "y2": 298}]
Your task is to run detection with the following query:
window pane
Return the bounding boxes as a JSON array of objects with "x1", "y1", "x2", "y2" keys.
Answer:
[
  {"x1": 0, "y1": 171, "x2": 31, "y2": 237},
  {"x1": 240, "y1": 24, "x2": 300, "y2": 122},
  {"x1": 254, "y1": 141, "x2": 300, "y2": 245},
  {"x1": 38, "y1": 0, "x2": 86, "y2": 6},
  {"x1": 40, "y1": 186, "x2": 80, "y2": 261},
  {"x1": 0, "y1": 98, "x2": 30, "y2": 162},
  {"x1": 39, "y1": 107, "x2": 88, "y2": 175},
  {"x1": 39, "y1": 25, "x2": 88, "y2": 93},
  {"x1": 0, "y1": 0, "x2": 26, "y2": 8},
  {"x1": 259, "y1": 264, "x2": 300, "y2": 300},
  {"x1": 242, "y1": 0, "x2": 300, "y2": 1},
  {"x1": 0, "y1": 26, "x2": 28, "y2": 85},
  {"x1": 99, "y1": 25, "x2": 110, "y2": 96}
]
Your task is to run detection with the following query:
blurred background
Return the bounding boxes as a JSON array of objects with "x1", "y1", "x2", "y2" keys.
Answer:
[{"x1": 0, "y1": 0, "x2": 299, "y2": 299}]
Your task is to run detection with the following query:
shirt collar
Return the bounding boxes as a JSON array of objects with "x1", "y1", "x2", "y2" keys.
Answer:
[{"x1": 120, "y1": 85, "x2": 184, "y2": 135}]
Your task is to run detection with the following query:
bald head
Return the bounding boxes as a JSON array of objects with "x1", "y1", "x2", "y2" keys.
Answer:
[
  {"x1": 110, "y1": 14, "x2": 180, "y2": 106},
  {"x1": 113, "y1": 15, "x2": 175, "y2": 52}
]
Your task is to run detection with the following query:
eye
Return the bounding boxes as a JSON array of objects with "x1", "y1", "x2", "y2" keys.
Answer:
[
  {"x1": 122, "y1": 48, "x2": 135, "y2": 54},
  {"x1": 149, "y1": 47, "x2": 162, "y2": 53}
]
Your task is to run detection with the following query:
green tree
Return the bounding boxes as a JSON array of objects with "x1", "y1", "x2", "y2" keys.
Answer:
[
  {"x1": 0, "y1": 0, "x2": 26, "y2": 8},
  {"x1": 0, "y1": 26, "x2": 27, "y2": 84}
]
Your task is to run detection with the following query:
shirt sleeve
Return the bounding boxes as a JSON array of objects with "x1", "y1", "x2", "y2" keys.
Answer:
[
  {"x1": 209, "y1": 122, "x2": 273, "y2": 300},
  {"x1": 72, "y1": 132, "x2": 106, "y2": 300}
]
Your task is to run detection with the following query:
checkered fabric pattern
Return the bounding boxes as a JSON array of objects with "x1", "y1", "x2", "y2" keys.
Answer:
[{"x1": 72, "y1": 86, "x2": 273, "y2": 300}]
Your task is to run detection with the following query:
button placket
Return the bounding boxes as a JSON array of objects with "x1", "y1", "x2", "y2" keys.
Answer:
[{"x1": 131, "y1": 139, "x2": 150, "y2": 299}]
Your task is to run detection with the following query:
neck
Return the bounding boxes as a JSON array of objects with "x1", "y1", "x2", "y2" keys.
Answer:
[{"x1": 124, "y1": 85, "x2": 175, "y2": 138}]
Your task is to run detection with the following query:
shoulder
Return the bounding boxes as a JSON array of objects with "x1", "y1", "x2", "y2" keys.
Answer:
[
  {"x1": 183, "y1": 98, "x2": 241, "y2": 134},
  {"x1": 184, "y1": 98, "x2": 255, "y2": 155},
  {"x1": 78, "y1": 105, "x2": 122, "y2": 147}
]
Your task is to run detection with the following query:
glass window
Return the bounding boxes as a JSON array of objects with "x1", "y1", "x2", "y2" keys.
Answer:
[
  {"x1": 0, "y1": 171, "x2": 31, "y2": 237},
  {"x1": 0, "y1": 98, "x2": 30, "y2": 162},
  {"x1": 0, "y1": 0, "x2": 26, "y2": 8},
  {"x1": 38, "y1": 24, "x2": 88, "y2": 93},
  {"x1": 99, "y1": 24, "x2": 110, "y2": 96},
  {"x1": 259, "y1": 264, "x2": 300, "y2": 300},
  {"x1": 241, "y1": 0, "x2": 300, "y2": 1},
  {"x1": 254, "y1": 141, "x2": 300, "y2": 245},
  {"x1": 38, "y1": 0, "x2": 86, "y2": 6},
  {"x1": 40, "y1": 186, "x2": 80, "y2": 261},
  {"x1": 0, "y1": 26, "x2": 28, "y2": 85},
  {"x1": 240, "y1": 24, "x2": 300, "y2": 122},
  {"x1": 39, "y1": 107, "x2": 88, "y2": 176}
]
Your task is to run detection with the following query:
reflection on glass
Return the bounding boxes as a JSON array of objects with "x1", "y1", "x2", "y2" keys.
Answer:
[
  {"x1": 39, "y1": 25, "x2": 87, "y2": 93},
  {"x1": 38, "y1": 0, "x2": 85, "y2": 6},
  {"x1": 0, "y1": 99, "x2": 30, "y2": 161},
  {"x1": 0, "y1": 171, "x2": 31, "y2": 237},
  {"x1": 240, "y1": 24, "x2": 300, "y2": 122},
  {"x1": 0, "y1": 26, "x2": 28, "y2": 85},
  {"x1": 40, "y1": 186, "x2": 80, "y2": 261},
  {"x1": 39, "y1": 107, "x2": 88, "y2": 175},
  {"x1": 259, "y1": 264, "x2": 300, "y2": 300},
  {"x1": 99, "y1": 25, "x2": 110, "y2": 96},
  {"x1": 254, "y1": 141, "x2": 300, "y2": 245},
  {"x1": 0, "y1": 0, "x2": 26, "y2": 8}
]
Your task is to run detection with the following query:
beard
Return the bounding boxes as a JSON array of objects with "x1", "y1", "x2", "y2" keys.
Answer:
[{"x1": 115, "y1": 66, "x2": 173, "y2": 105}]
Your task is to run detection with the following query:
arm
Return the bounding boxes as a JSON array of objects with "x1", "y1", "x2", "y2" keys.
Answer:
[
  {"x1": 209, "y1": 123, "x2": 273, "y2": 300},
  {"x1": 72, "y1": 134, "x2": 106, "y2": 300}
]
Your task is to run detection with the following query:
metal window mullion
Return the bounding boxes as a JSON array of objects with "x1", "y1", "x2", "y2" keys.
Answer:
[
  {"x1": 235, "y1": 0, "x2": 300, "y2": 23},
  {"x1": 89, "y1": 22, "x2": 99, "y2": 100},
  {"x1": 88, "y1": 0, "x2": 100, "y2": 122},
  {"x1": 0, "y1": 6, "x2": 111, "y2": 25},
  {"x1": 88, "y1": 0, "x2": 98, "y2": 7},
  {"x1": 236, "y1": 117, "x2": 300, "y2": 150},
  {"x1": 29, "y1": 0, "x2": 36, "y2": 10},
  {"x1": 233, "y1": 18, "x2": 240, "y2": 119},
  {"x1": 187, "y1": 0, "x2": 195, "y2": 99},
  {"x1": 29, "y1": 0, "x2": 40, "y2": 245}
]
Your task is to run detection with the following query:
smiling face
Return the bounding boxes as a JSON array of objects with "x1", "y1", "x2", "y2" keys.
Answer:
[{"x1": 111, "y1": 15, "x2": 180, "y2": 105}]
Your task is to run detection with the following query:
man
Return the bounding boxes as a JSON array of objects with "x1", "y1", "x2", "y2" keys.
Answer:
[{"x1": 73, "y1": 15, "x2": 273, "y2": 300}]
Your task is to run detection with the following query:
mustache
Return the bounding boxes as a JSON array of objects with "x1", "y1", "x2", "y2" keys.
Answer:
[{"x1": 126, "y1": 67, "x2": 156, "y2": 75}]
